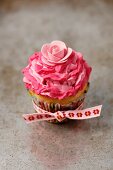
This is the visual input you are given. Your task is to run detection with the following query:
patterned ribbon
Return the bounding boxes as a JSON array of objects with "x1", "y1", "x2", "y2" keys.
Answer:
[{"x1": 23, "y1": 100, "x2": 102, "y2": 123}]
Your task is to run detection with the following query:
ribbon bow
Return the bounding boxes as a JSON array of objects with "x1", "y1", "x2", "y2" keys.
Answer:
[{"x1": 23, "y1": 100, "x2": 102, "y2": 123}]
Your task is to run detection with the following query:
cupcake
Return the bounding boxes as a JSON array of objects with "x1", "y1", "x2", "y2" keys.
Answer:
[{"x1": 22, "y1": 40, "x2": 92, "y2": 123}]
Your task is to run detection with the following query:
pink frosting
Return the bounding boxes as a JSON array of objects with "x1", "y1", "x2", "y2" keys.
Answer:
[{"x1": 22, "y1": 40, "x2": 92, "y2": 99}]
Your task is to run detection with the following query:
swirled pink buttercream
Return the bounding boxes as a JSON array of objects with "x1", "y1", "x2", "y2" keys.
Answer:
[{"x1": 22, "y1": 41, "x2": 92, "y2": 99}]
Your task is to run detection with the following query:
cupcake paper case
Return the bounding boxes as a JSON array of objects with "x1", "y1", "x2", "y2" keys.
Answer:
[{"x1": 22, "y1": 40, "x2": 102, "y2": 123}]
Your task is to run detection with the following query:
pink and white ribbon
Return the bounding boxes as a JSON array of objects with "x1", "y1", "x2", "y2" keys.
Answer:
[{"x1": 23, "y1": 100, "x2": 102, "y2": 123}]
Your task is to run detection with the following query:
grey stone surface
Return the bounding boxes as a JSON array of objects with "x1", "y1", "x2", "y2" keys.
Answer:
[{"x1": 0, "y1": 0, "x2": 113, "y2": 169}]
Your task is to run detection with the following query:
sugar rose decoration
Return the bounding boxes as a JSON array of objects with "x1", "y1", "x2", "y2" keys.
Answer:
[{"x1": 41, "y1": 41, "x2": 73, "y2": 65}]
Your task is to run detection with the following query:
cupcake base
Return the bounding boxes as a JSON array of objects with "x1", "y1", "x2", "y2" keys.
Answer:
[
  {"x1": 33, "y1": 92, "x2": 86, "y2": 123},
  {"x1": 30, "y1": 83, "x2": 89, "y2": 123}
]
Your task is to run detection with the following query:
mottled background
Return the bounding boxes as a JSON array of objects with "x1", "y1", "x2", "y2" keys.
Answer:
[{"x1": 0, "y1": 0, "x2": 113, "y2": 170}]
